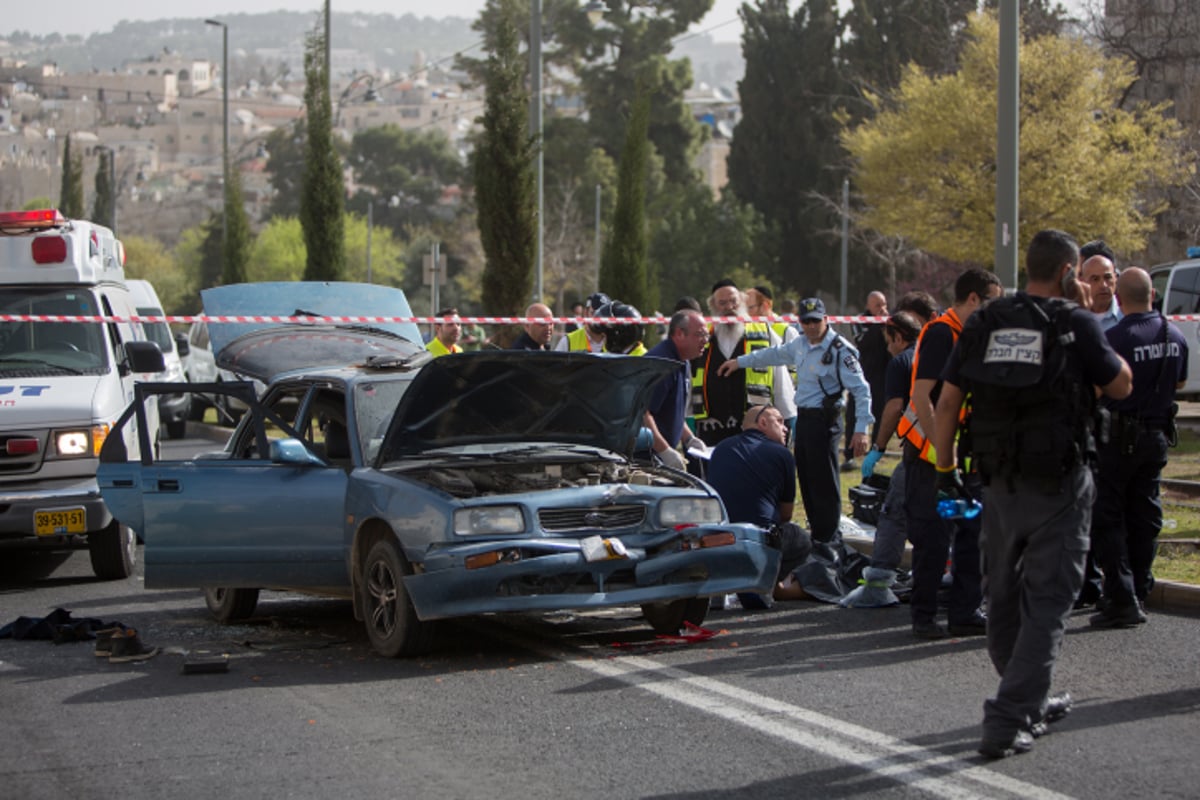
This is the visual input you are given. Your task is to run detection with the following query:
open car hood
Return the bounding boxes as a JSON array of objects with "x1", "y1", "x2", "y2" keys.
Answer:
[
  {"x1": 201, "y1": 282, "x2": 426, "y2": 383},
  {"x1": 378, "y1": 352, "x2": 681, "y2": 460}
]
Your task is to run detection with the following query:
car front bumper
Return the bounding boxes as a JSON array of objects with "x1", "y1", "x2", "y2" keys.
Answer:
[
  {"x1": 0, "y1": 477, "x2": 114, "y2": 542},
  {"x1": 402, "y1": 523, "x2": 781, "y2": 620}
]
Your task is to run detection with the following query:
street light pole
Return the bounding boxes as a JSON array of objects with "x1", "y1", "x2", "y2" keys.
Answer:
[
  {"x1": 531, "y1": 0, "x2": 544, "y2": 303},
  {"x1": 205, "y1": 18, "x2": 229, "y2": 268},
  {"x1": 995, "y1": 0, "x2": 1020, "y2": 289}
]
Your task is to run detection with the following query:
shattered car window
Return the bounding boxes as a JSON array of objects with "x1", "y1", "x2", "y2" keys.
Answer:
[{"x1": 353, "y1": 378, "x2": 411, "y2": 463}]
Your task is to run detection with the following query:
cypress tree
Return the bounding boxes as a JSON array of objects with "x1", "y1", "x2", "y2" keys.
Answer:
[
  {"x1": 222, "y1": 166, "x2": 252, "y2": 285},
  {"x1": 300, "y1": 26, "x2": 345, "y2": 281},
  {"x1": 599, "y1": 77, "x2": 652, "y2": 314},
  {"x1": 475, "y1": 0, "x2": 536, "y2": 315},
  {"x1": 93, "y1": 149, "x2": 115, "y2": 230},
  {"x1": 59, "y1": 136, "x2": 85, "y2": 219}
]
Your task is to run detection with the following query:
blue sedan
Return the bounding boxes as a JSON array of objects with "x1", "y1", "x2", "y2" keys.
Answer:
[{"x1": 97, "y1": 285, "x2": 780, "y2": 657}]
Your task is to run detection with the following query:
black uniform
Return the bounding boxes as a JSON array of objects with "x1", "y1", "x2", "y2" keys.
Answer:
[
  {"x1": 945, "y1": 292, "x2": 1124, "y2": 747},
  {"x1": 1092, "y1": 311, "x2": 1188, "y2": 615}
]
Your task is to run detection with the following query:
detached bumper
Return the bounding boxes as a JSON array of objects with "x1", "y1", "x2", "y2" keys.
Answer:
[{"x1": 403, "y1": 523, "x2": 781, "y2": 620}]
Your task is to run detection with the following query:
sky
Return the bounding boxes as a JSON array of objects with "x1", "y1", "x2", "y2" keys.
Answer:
[{"x1": 4, "y1": 0, "x2": 749, "y2": 43}]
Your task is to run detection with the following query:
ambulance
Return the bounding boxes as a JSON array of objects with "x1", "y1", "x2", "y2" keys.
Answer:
[
  {"x1": 1150, "y1": 246, "x2": 1200, "y2": 401},
  {"x1": 0, "y1": 209, "x2": 164, "y2": 579}
]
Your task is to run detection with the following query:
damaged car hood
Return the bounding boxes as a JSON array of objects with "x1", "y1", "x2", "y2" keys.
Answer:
[
  {"x1": 378, "y1": 351, "x2": 681, "y2": 460},
  {"x1": 201, "y1": 282, "x2": 426, "y2": 382}
]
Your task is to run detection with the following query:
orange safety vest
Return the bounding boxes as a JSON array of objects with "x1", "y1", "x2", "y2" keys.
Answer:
[{"x1": 896, "y1": 308, "x2": 967, "y2": 463}]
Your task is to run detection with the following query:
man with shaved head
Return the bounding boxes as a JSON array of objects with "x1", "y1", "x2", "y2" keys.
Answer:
[
  {"x1": 1080, "y1": 241, "x2": 1122, "y2": 331},
  {"x1": 510, "y1": 303, "x2": 555, "y2": 350},
  {"x1": 1090, "y1": 267, "x2": 1188, "y2": 629}
]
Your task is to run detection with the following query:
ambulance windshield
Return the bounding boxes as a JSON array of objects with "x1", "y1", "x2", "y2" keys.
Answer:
[{"x1": 0, "y1": 288, "x2": 110, "y2": 375}]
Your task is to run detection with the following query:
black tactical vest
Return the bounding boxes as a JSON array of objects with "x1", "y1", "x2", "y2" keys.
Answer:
[{"x1": 957, "y1": 293, "x2": 1097, "y2": 493}]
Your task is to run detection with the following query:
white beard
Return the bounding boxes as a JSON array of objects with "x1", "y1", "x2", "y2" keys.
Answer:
[{"x1": 714, "y1": 322, "x2": 745, "y2": 357}]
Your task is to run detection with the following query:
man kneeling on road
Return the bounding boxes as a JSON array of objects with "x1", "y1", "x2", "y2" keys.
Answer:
[{"x1": 706, "y1": 405, "x2": 812, "y2": 608}]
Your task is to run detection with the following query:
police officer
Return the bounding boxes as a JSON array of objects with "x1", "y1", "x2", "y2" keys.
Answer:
[
  {"x1": 932, "y1": 229, "x2": 1132, "y2": 759},
  {"x1": 717, "y1": 297, "x2": 871, "y2": 544},
  {"x1": 1090, "y1": 267, "x2": 1188, "y2": 628}
]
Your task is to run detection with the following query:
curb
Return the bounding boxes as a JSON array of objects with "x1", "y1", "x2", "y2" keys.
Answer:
[
  {"x1": 184, "y1": 421, "x2": 233, "y2": 445},
  {"x1": 842, "y1": 527, "x2": 1200, "y2": 617}
]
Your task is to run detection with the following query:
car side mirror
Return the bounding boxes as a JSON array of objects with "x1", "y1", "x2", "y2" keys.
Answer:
[
  {"x1": 174, "y1": 331, "x2": 191, "y2": 357},
  {"x1": 126, "y1": 340, "x2": 165, "y2": 373},
  {"x1": 269, "y1": 437, "x2": 327, "y2": 467}
]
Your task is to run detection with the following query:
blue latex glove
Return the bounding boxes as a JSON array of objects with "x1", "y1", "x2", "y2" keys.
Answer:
[{"x1": 861, "y1": 448, "x2": 883, "y2": 479}]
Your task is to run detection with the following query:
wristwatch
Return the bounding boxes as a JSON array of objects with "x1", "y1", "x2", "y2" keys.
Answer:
[{"x1": 872, "y1": 443, "x2": 886, "y2": 453}]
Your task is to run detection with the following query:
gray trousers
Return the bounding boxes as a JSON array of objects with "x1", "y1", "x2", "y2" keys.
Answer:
[
  {"x1": 869, "y1": 460, "x2": 907, "y2": 570},
  {"x1": 980, "y1": 465, "x2": 1092, "y2": 738}
]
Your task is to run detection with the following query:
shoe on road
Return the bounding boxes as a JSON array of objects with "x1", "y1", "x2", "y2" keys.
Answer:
[
  {"x1": 1030, "y1": 691, "x2": 1073, "y2": 738},
  {"x1": 912, "y1": 620, "x2": 947, "y2": 640},
  {"x1": 948, "y1": 613, "x2": 988, "y2": 637},
  {"x1": 1089, "y1": 602, "x2": 1147, "y2": 629},
  {"x1": 979, "y1": 729, "x2": 1034, "y2": 759},
  {"x1": 108, "y1": 629, "x2": 159, "y2": 663}
]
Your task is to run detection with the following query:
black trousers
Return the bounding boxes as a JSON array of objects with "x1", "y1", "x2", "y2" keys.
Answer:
[
  {"x1": 902, "y1": 444, "x2": 983, "y2": 626},
  {"x1": 1091, "y1": 428, "x2": 1169, "y2": 606},
  {"x1": 793, "y1": 411, "x2": 842, "y2": 543}
]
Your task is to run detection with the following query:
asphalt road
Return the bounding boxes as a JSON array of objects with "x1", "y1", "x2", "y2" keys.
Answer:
[{"x1": 1, "y1": 437, "x2": 1198, "y2": 799}]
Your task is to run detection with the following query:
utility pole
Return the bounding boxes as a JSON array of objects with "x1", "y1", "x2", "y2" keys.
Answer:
[
  {"x1": 995, "y1": 0, "x2": 1020, "y2": 289},
  {"x1": 205, "y1": 18, "x2": 229, "y2": 272}
]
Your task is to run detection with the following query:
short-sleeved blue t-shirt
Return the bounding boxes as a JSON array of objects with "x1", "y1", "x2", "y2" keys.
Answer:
[
  {"x1": 706, "y1": 430, "x2": 797, "y2": 529},
  {"x1": 1104, "y1": 310, "x2": 1188, "y2": 423}
]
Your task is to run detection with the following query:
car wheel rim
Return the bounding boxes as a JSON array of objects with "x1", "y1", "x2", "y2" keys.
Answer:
[
  {"x1": 124, "y1": 526, "x2": 136, "y2": 566},
  {"x1": 367, "y1": 559, "x2": 399, "y2": 638}
]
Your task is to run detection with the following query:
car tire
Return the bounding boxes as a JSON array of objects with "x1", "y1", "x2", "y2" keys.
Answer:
[
  {"x1": 362, "y1": 539, "x2": 434, "y2": 658},
  {"x1": 204, "y1": 587, "x2": 260, "y2": 622},
  {"x1": 641, "y1": 597, "x2": 709, "y2": 635},
  {"x1": 88, "y1": 519, "x2": 136, "y2": 580},
  {"x1": 166, "y1": 419, "x2": 187, "y2": 440}
]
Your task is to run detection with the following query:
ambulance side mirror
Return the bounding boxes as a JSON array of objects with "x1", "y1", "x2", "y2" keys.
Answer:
[
  {"x1": 174, "y1": 331, "x2": 191, "y2": 357},
  {"x1": 126, "y1": 340, "x2": 166, "y2": 374}
]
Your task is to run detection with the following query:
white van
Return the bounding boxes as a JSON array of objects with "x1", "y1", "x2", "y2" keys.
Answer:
[
  {"x1": 1149, "y1": 247, "x2": 1200, "y2": 401},
  {"x1": 127, "y1": 279, "x2": 190, "y2": 438},
  {"x1": 0, "y1": 209, "x2": 164, "y2": 579}
]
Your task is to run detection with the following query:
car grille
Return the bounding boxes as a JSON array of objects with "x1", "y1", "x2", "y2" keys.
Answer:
[{"x1": 538, "y1": 504, "x2": 646, "y2": 532}]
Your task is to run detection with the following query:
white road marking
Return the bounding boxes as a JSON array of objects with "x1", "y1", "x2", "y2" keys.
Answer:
[{"x1": 508, "y1": 630, "x2": 1075, "y2": 800}]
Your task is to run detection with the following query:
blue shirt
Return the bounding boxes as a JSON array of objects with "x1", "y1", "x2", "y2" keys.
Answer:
[
  {"x1": 706, "y1": 429, "x2": 797, "y2": 528},
  {"x1": 1096, "y1": 303, "x2": 1124, "y2": 331},
  {"x1": 645, "y1": 337, "x2": 691, "y2": 447},
  {"x1": 737, "y1": 326, "x2": 874, "y2": 433},
  {"x1": 884, "y1": 344, "x2": 916, "y2": 404},
  {"x1": 1104, "y1": 310, "x2": 1188, "y2": 423}
]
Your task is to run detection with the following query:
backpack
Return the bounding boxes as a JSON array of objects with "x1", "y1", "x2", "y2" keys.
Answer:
[{"x1": 956, "y1": 293, "x2": 1096, "y2": 492}]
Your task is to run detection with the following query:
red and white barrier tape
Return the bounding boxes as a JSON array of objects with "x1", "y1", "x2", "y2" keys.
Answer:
[
  {"x1": 4, "y1": 313, "x2": 1197, "y2": 325},
  {"x1": 0, "y1": 313, "x2": 891, "y2": 325}
]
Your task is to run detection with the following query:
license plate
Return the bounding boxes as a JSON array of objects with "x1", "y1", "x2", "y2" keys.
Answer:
[{"x1": 35, "y1": 507, "x2": 87, "y2": 536}]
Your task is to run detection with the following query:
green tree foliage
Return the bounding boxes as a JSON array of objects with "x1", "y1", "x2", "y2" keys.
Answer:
[
  {"x1": 122, "y1": 235, "x2": 191, "y2": 314},
  {"x1": 840, "y1": 11, "x2": 1195, "y2": 265},
  {"x1": 299, "y1": 26, "x2": 346, "y2": 281},
  {"x1": 474, "y1": 0, "x2": 537, "y2": 315},
  {"x1": 22, "y1": 197, "x2": 53, "y2": 211},
  {"x1": 59, "y1": 135, "x2": 84, "y2": 219},
  {"x1": 649, "y1": 182, "x2": 769, "y2": 310},
  {"x1": 542, "y1": 116, "x2": 618, "y2": 310},
  {"x1": 92, "y1": 149, "x2": 115, "y2": 230},
  {"x1": 246, "y1": 214, "x2": 408, "y2": 286},
  {"x1": 600, "y1": 77, "x2": 652, "y2": 313},
  {"x1": 346, "y1": 125, "x2": 464, "y2": 236},
  {"x1": 172, "y1": 224, "x2": 209, "y2": 314},
  {"x1": 566, "y1": 0, "x2": 710, "y2": 186},
  {"x1": 196, "y1": 212, "x2": 225, "y2": 294},
  {"x1": 264, "y1": 121, "x2": 307, "y2": 219},
  {"x1": 223, "y1": 167, "x2": 252, "y2": 285},
  {"x1": 840, "y1": 0, "x2": 975, "y2": 101},
  {"x1": 728, "y1": 0, "x2": 845, "y2": 294}
]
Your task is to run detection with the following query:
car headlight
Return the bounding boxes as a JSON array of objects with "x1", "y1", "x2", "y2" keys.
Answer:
[
  {"x1": 55, "y1": 424, "x2": 108, "y2": 458},
  {"x1": 454, "y1": 505, "x2": 526, "y2": 536},
  {"x1": 658, "y1": 496, "x2": 724, "y2": 527}
]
